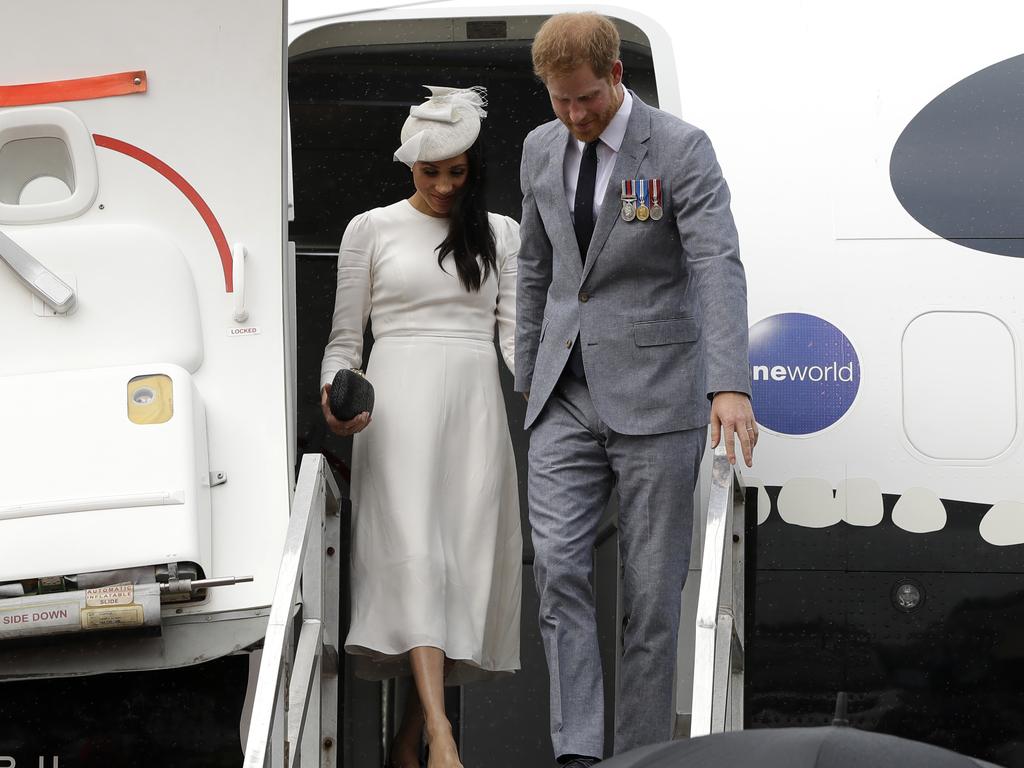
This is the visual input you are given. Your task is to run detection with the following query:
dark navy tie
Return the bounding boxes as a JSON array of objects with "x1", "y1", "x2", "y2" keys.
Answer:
[
  {"x1": 569, "y1": 140, "x2": 599, "y2": 379},
  {"x1": 573, "y1": 140, "x2": 600, "y2": 262}
]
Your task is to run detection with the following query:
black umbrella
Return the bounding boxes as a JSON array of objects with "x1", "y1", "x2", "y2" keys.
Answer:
[{"x1": 599, "y1": 727, "x2": 1002, "y2": 768}]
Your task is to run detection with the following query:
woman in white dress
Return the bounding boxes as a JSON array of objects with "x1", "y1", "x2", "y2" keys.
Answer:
[{"x1": 320, "y1": 86, "x2": 521, "y2": 768}]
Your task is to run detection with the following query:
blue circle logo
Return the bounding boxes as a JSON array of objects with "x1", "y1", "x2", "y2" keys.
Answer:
[{"x1": 749, "y1": 313, "x2": 860, "y2": 435}]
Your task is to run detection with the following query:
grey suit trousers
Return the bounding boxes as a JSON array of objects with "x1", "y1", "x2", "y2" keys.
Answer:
[{"x1": 529, "y1": 374, "x2": 706, "y2": 759}]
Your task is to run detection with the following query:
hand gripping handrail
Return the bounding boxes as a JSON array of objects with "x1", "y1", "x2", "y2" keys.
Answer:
[
  {"x1": 0, "y1": 229, "x2": 76, "y2": 313},
  {"x1": 690, "y1": 442, "x2": 747, "y2": 737},
  {"x1": 244, "y1": 454, "x2": 341, "y2": 768}
]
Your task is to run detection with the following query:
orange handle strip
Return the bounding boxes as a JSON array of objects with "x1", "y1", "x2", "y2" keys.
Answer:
[{"x1": 0, "y1": 70, "x2": 147, "y2": 107}]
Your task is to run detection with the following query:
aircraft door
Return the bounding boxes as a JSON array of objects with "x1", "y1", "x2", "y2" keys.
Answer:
[
  {"x1": 288, "y1": 11, "x2": 661, "y2": 766},
  {"x1": 0, "y1": 1, "x2": 289, "y2": 661}
]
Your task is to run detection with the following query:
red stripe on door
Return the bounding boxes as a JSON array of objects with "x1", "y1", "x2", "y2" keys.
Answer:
[{"x1": 93, "y1": 134, "x2": 233, "y2": 292}]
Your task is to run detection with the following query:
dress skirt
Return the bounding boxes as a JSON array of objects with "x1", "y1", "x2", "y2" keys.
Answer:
[{"x1": 344, "y1": 333, "x2": 522, "y2": 685}]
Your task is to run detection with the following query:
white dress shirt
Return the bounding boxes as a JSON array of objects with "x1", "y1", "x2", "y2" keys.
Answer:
[{"x1": 563, "y1": 87, "x2": 633, "y2": 220}]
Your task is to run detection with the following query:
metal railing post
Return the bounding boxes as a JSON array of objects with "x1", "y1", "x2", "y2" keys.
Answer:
[
  {"x1": 243, "y1": 454, "x2": 340, "y2": 768},
  {"x1": 690, "y1": 443, "x2": 747, "y2": 737}
]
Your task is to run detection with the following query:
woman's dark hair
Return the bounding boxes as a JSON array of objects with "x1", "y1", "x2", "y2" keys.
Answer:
[{"x1": 436, "y1": 139, "x2": 496, "y2": 292}]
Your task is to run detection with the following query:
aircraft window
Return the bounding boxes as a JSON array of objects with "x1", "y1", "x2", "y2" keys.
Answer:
[
  {"x1": 902, "y1": 311, "x2": 1017, "y2": 461},
  {"x1": 0, "y1": 137, "x2": 74, "y2": 205},
  {"x1": 0, "y1": 107, "x2": 98, "y2": 225}
]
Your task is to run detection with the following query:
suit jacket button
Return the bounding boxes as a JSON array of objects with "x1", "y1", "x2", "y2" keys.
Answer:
[
  {"x1": 565, "y1": 339, "x2": 572, "y2": 349},
  {"x1": 579, "y1": 291, "x2": 590, "y2": 303}
]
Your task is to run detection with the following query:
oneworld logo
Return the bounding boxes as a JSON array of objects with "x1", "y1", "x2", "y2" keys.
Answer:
[
  {"x1": 749, "y1": 313, "x2": 860, "y2": 435},
  {"x1": 752, "y1": 362, "x2": 855, "y2": 383}
]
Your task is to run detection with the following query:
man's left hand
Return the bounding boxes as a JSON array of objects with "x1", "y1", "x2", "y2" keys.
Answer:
[{"x1": 710, "y1": 391, "x2": 757, "y2": 467}]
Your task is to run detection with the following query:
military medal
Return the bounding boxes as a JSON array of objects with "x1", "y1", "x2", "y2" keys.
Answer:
[
  {"x1": 650, "y1": 178, "x2": 663, "y2": 221},
  {"x1": 636, "y1": 178, "x2": 650, "y2": 221},
  {"x1": 620, "y1": 179, "x2": 637, "y2": 221}
]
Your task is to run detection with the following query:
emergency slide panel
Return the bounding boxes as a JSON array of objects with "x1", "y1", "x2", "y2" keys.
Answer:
[{"x1": 0, "y1": 582, "x2": 161, "y2": 640}]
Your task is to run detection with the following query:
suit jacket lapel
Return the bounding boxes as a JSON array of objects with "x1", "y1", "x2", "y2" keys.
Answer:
[
  {"x1": 535, "y1": 126, "x2": 584, "y2": 281},
  {"x1": 582, "y1": 93, "x2": 651, "y2": 284}
]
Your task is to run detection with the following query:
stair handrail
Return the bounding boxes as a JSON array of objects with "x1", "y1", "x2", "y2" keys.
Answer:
[
  {"x1": 243, "y1": 453, "x2": 341, "y2": 768},
  {"x1": 690, "y1": 442, "x2": 747, "y2": 737}
]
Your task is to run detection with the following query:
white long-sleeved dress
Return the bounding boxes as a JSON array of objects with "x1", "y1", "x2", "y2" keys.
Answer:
[{"x1": 321, "y1": 200, "x2": 522, "y2": 684}]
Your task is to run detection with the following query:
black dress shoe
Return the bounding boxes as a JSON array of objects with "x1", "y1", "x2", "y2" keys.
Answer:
[{"x1": 561, "y1": 758, "x2": 601, "y2": 768}]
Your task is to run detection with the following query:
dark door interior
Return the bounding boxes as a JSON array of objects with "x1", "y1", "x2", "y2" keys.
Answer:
[{"x1": 288, "y1": 18, "x2": 658, "y2": 767}]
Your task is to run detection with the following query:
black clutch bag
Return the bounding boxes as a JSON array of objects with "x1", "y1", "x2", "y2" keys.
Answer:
[{"x1": 329, "y1": 368, "x2": 375, "y2": 422}]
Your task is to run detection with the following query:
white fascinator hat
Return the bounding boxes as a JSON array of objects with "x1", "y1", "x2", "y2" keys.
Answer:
[{"x1": 394, "y1": 85, "x2": 488, "y2": 167}]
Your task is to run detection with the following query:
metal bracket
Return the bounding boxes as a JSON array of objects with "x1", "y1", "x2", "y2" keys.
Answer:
[
  {"x1": 160, "y1": 575, "x2": 254, "y2": 601},
  {"x1": 206, "y1": 471, "x2": 227, "y2": 488}
]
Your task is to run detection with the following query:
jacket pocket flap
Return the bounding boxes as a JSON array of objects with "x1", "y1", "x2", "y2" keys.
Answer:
[{"x1": 633, "y1": 317, "x2": 699, "y2": 347}]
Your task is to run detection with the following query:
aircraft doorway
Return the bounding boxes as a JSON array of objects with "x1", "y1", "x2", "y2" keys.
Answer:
[{"x1": 288, "y1": 16, "x2": 659, "y2": 768}]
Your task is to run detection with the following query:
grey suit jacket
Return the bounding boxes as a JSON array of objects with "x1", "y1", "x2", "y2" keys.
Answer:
[{"x1": 514, "y1": 93, "x2": 751, "y2": 435}]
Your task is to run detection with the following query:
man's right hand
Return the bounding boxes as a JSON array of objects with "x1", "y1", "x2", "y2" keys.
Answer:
[{"x1": 321, "y1": 384, "x2": 371, "y2": 437}]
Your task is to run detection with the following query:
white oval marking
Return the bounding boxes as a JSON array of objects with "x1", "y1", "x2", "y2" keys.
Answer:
[
  {"x1": 892, "y1": 487, "x2": 946, "y2": 533},
  {"x1": 979, "y1": 501, "x2": 1024, "y2": 546},
  {"x1": 778, "y1": 478, "x2": 839, "y2": 528},
  {"x1": 835, "y1": 478, "x2": 883, "y2": 527}
]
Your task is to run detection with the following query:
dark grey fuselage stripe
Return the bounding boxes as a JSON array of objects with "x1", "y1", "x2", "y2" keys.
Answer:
[{"x1": 890, "y1": 53, "x2": 1024, "y2": 258}]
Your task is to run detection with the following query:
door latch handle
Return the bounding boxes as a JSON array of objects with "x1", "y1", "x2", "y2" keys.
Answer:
[{"x1": 0, "y1": 229, "x2": 75, "y2": 313}]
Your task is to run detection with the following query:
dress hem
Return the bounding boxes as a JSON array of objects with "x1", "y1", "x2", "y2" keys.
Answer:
[{"x1": 345, "y1": 642, "x2": 520, "y2": 685}]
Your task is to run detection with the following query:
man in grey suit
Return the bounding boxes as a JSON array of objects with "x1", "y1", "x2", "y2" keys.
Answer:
[{"x1": 515, "y1": 13, "x2": 758, "y2": 767}]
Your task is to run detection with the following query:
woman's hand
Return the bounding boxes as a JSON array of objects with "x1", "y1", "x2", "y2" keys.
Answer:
[{"x1": 321, "y1": 384, "x2": 372, "y2": 437}]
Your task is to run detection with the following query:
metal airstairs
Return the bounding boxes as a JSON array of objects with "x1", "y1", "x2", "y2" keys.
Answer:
[
  {"x1": 689, "y1": 443, "x2": 747, "y2": 737},
  {"x1": 244, "y1": 453, "x2": 342, "y2": 768},
  {"x1": 241, "y1": 444, "x2": 744, "y2": 766}
]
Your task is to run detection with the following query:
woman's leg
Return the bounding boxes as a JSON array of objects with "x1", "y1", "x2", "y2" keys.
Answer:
[
  {"x1": 390, "y1": 656, "x2": 459, "y2": 767},
  {"x1": 409, "y1": 646, "x2": 462, "y2": 768}
]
